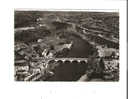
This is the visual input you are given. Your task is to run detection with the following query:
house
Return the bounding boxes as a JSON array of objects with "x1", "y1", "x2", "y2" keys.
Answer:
[{"x1": 97, "y1": 46, "x2": 119, "y2": 59}]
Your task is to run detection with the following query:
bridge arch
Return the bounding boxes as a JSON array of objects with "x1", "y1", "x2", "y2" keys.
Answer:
[
  {"x1": 80, "y1": 60, "x2": 87, "y2": 64},
  {"x1": 48, "y1": 60, "x2": 55, "y2": 64},
  {"x1": 57, "y1": 60, "x2": 64, "y2": 63},
  {"x1": 72, "y1": 60, "x2": 78, "y2": 63}
]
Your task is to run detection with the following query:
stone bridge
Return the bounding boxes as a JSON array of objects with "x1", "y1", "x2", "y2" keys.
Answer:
[{"x1": 46, "y1": 58, "x2": 88, "y2": 63}]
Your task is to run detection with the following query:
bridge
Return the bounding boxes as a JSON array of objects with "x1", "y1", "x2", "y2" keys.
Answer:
[{"x1": 46, "y1": 58, "x2": 88, "y2": 63}]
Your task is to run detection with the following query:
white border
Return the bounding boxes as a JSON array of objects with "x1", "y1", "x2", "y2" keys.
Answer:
[
  {"x1": 0, "y1": 0, "x2": 126, "y2": 99},
  {"x1": 15, "y1": 9, "x2": 119, "y2": 12}
]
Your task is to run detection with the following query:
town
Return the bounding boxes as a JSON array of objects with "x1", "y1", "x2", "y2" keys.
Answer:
[{"x1": 15, "y1": 11, "x2": 119, "y2": 81}]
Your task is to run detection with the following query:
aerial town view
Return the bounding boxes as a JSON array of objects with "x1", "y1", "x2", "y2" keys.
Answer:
[{"x1": 14, "y1": 11, "x2": 119, "y2": 81}]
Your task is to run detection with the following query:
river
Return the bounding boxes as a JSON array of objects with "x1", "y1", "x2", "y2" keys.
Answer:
[{"x1": 47, "y1": 34, "x2": 94, "y2": 81}]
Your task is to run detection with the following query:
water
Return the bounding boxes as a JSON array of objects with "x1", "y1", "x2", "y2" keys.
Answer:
[{"x1": 47, "y1": 34, "x2": 94, "y2": 81}]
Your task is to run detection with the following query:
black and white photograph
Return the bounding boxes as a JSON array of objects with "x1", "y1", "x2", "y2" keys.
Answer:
[
  {"x1": 14, "y1": 10, "x2": 119, "y2": 81},
  {"x1": 0, "y1": 0, "x2": 127, "y2": 99}
]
